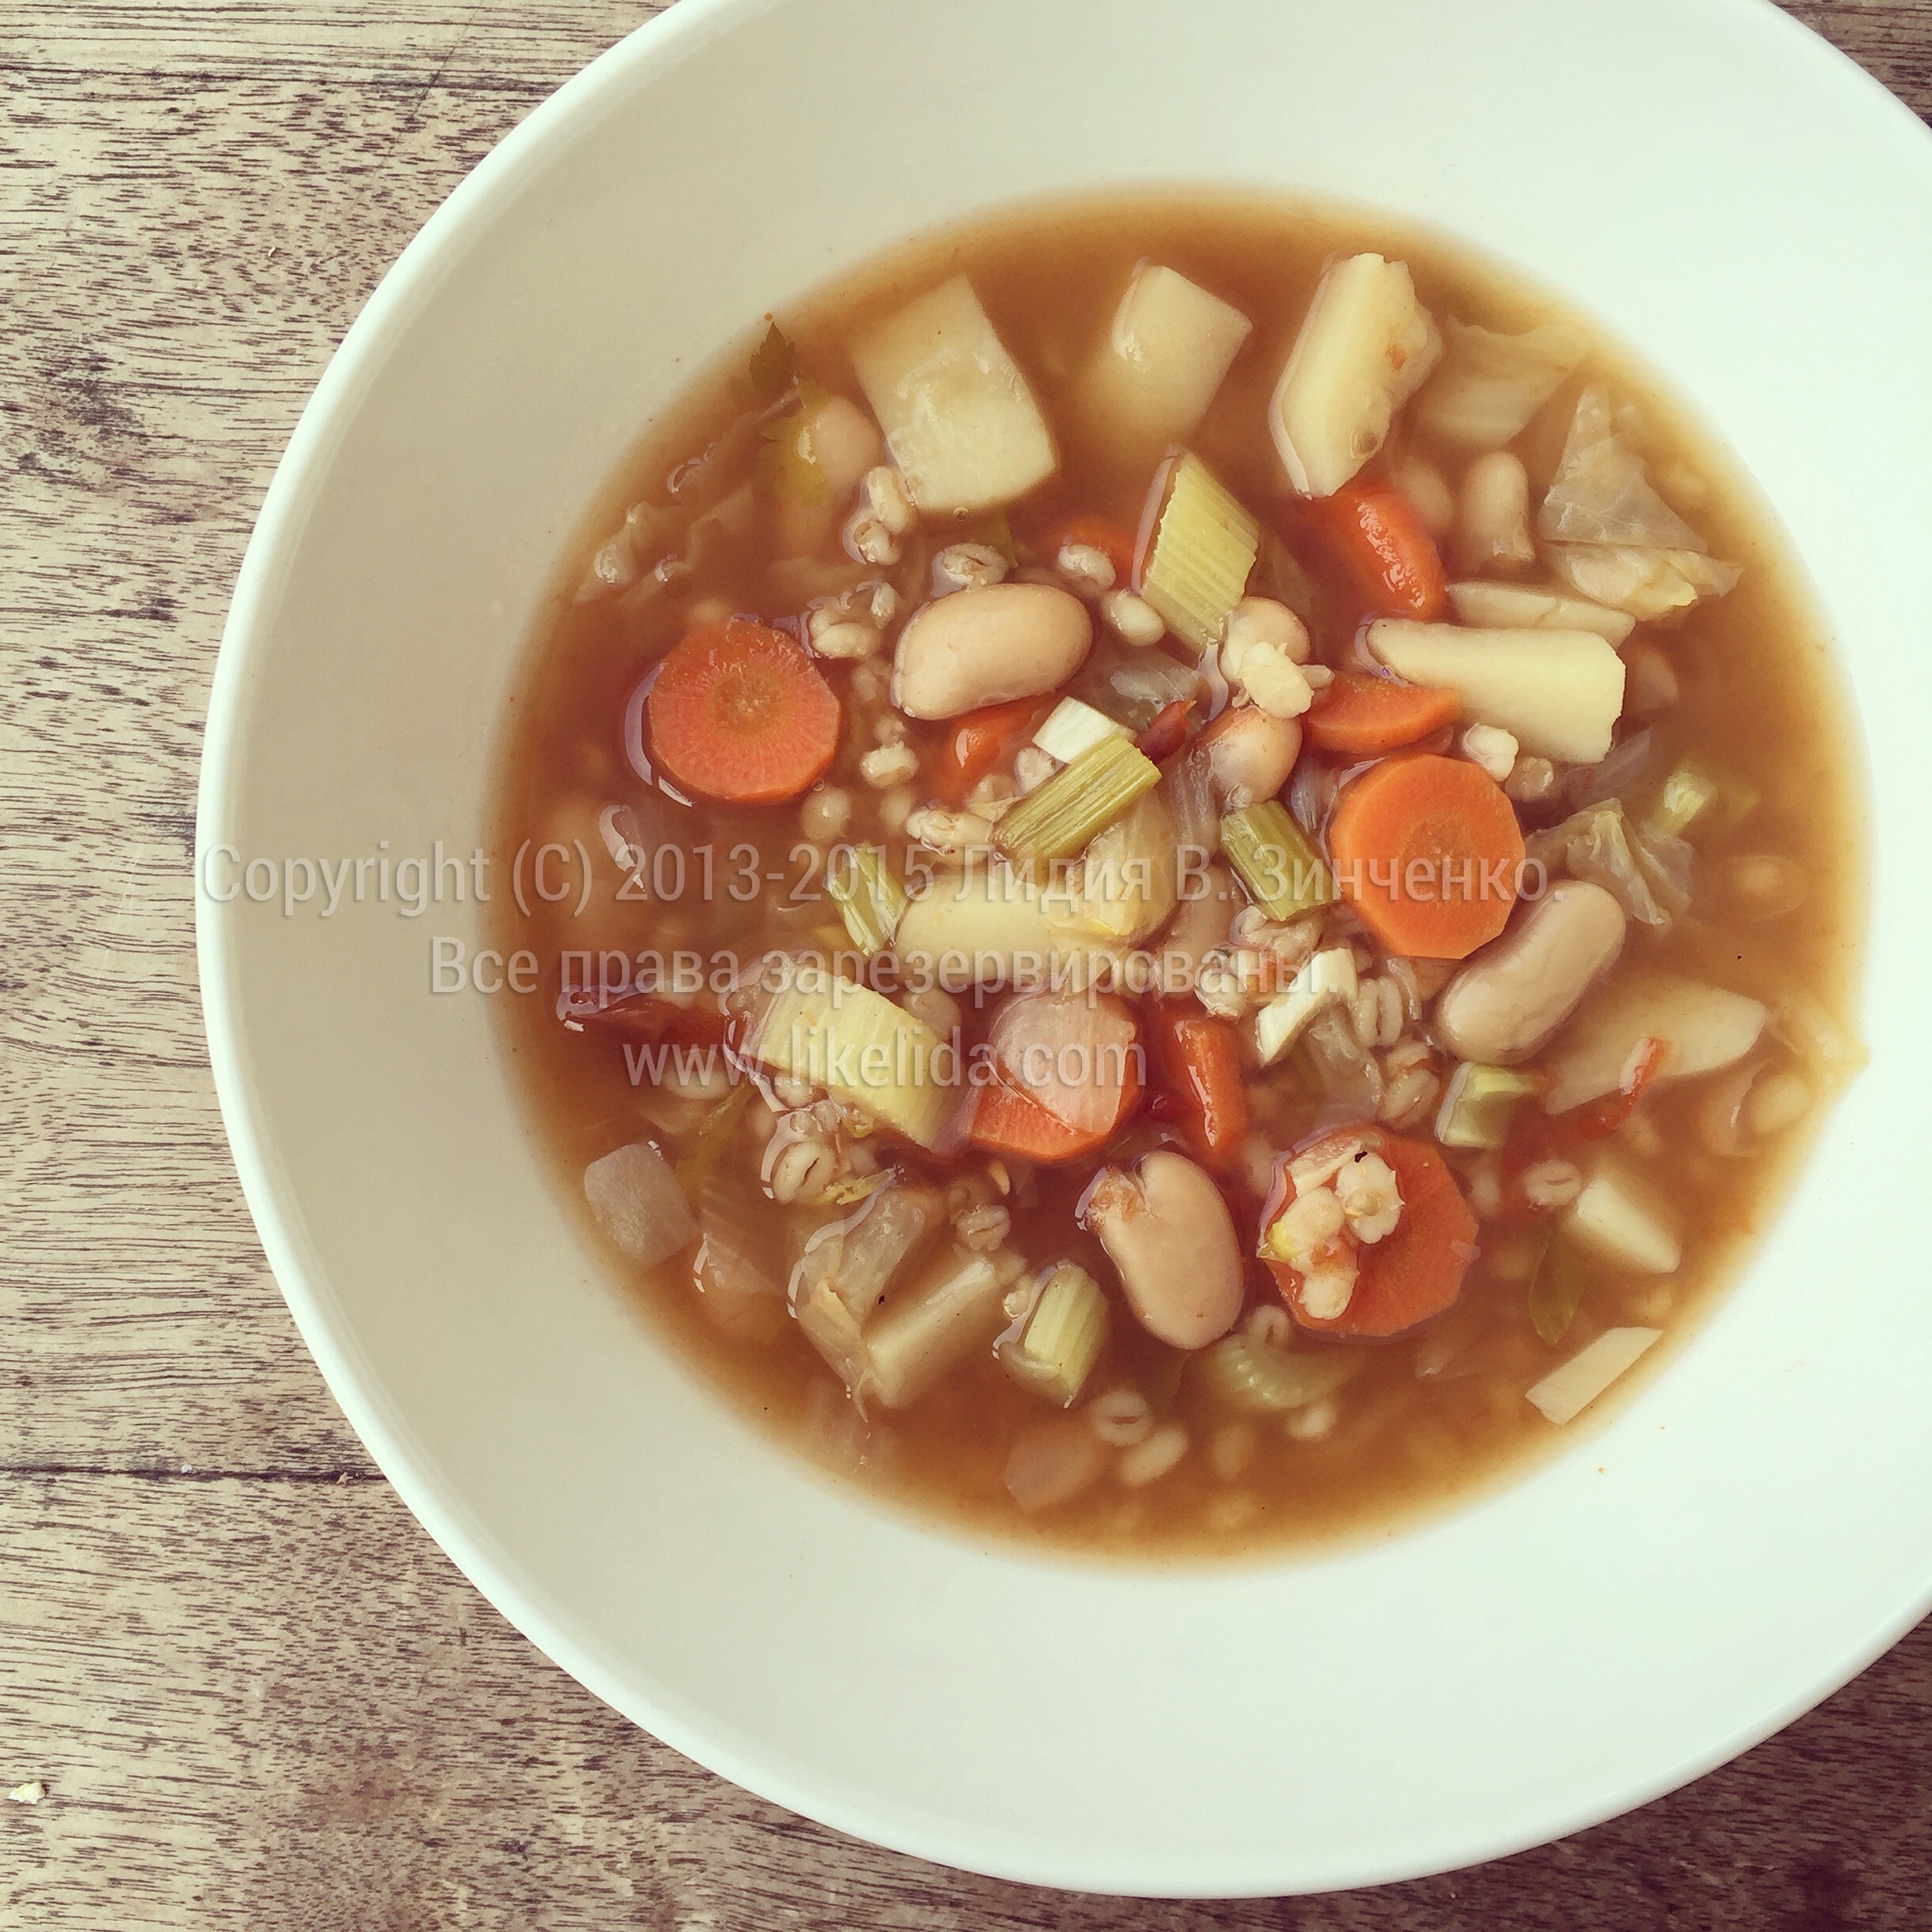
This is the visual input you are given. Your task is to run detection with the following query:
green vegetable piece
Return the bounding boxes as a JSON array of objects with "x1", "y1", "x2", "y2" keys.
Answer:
[
  {"x1": 1435, "y1": 1061, "x2": 1542, "y2": 1150},
  {"x1": 825, "y1": 843, "x2": 908, "y2": 957},
  {"x1": 1219, "y1": 801, "x2": 1337, "y2": 921},
  {"x1": 674, "y1": 1084, "x2": 752, "y2": 1200},
  {"x1": 1001, "y1": 1264, "x2": 1109, "y2": 1407},
  {"x1": 1140, "y1": 451, "x2": 1260, "y2": 650},
  {"x1": 1528, "y1": 1237, "x2": 1590, "y2": 1346},
  {"x1": 994, "y1": 735, "x2": 1161, "y2": 874},
  {"x1": 1193, "y1": 1333, "x2": 1361, "y2": 1414}
]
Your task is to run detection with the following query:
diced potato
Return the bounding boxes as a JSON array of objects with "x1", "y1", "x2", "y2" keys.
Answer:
[
  {"x1": 1540, "y1": 974, "x2": 1769, "y2": 1115},
  {"x1": 1525, "y1": 1327, "x2": 1662, "y2": 1424},
  {"x1": 1269, "y1": 254, "x2": 1442, "y2": 498},
  {"x1": 1078, "y1": 263, "x2": 1253, "y2": 455},
  {"x1": 1562, "y1": 1160, "x2": 1682, "y2": 1275},
  {"x1": 893, "y1": 864, "x2": 1123, "y2": 990},
  {"x1": 850, "y1": 276, "x2": 1058, "y2": 514},
  {"x1": 1445, "y1": 580, "x2": 1636, "y2": 646},
  {"x1": 1366, "y1": 620, "x2": 1626, "y2": 764},
  {"x1": 744, "y1": 967, "x2": 951, "y2": 1148},
  {"x1": 867, "y1": 1250, "x2": 1014, "y2": 1408},
  {"x1": 1032, "y1": 696, "x2": 1129, "y2": 765}
]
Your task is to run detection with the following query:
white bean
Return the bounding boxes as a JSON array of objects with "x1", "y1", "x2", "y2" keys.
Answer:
[
  {"x1": 1204, "y1": 706, "x2": 1303, "y2": 811},
  {"x1": 1455, "y1": 451, "x2": 1535, "y2": 571},
  {"x1": 1433, "y1": 880, "x2": 1627, "y2": 1064},
  {"x1": 892, "y1": 582, "x2": 1093, "y2": 719},
  {"x1": 1084, "y1": 1151, "x2": 1243, "y2": 1350}
]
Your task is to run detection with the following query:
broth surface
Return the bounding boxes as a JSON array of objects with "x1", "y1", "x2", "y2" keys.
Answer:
[{"x1": 489, "y1": 193, "x2": 1863, "y2": 1557}]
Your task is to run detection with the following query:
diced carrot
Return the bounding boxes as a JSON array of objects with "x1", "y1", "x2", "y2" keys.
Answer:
[
  {"x1": 1325, "y1": 751, "x2": 1525, "y2": 960},
  {"x1": 969, "y1": 1079, "x2": 1099, "y2": 1163},
  {"x1": 1135, "y1": 698, "x2": 1195, "y2": 765},
  {"x1": 1032, "y1": 512, "x2": 1138, "y2": 583},
  {"x1": 1305, "y1": 670, "x2": 1461, "y2": 758},
  {"x1": 969, "y1": 993, "x2": 1143, "y2": 1163},
  {"x1": 647, "y1": 620, "x2": 841, "y2": 804},
  {"x1": 932, "y1": 696, "x2": 1049, "y2": 805},
  {"x1": 1299, "y1": 481, "x2": 1447, "y2": 620},
  {"x1": 1149, "y1": 1002, "x2": 1248, "y2": 1169},
  {"x1": 1264, "y1": 1126, "x2": 1477, "y2": 1339}
]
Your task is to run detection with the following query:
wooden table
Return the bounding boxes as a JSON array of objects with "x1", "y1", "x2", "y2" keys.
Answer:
[{"x1": 3, "y1": 3, "x2": 1928, "y2": 1923}]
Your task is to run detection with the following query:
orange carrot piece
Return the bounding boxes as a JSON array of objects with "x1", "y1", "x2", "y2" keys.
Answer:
[
  {"x1": 969, "y1": 995, "x2": 1144, "y2": 1163},
  {"x1": 1325, "y1": 751, "x2": 1524, "y2": 960},
  {"x1": 932, "y1": 696, "x2": 1048, "y2": 805},
  {"x1": 1032, "y1": 512, "x2": 1138, "y2": 583},
  {"x1": 969, "y1": 1079, "x2": 1103, "y2": 1164},
  {"x1": 1305, "y1": 671, "x2": 1461, "y2": 758},
  {"x1": 1150, "y1": 1002, "x2": 1248, "y2": 1169},
  {"x1": 1265, "y1": 1126, "x2": 1477, "y2": 1339},
  {"x1": 1301, "y1": 481, "x2": 1447, "y2": 620},
  {"x1": 647, "y1": 620, "x2": 841, "y2": 805}
]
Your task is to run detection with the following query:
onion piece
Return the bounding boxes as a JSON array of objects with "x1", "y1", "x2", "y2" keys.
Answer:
[{"x1": 582, "y1": 1141, "x2": 697, "y2": 1267}]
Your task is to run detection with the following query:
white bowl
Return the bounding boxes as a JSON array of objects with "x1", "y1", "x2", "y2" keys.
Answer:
[{"x1": 197, "y1": 0, "x2": 1932, "y2": 1896}]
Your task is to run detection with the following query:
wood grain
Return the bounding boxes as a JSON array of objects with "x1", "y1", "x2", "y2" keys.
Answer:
[{"x1": 0, "y1": 2, "x2": 1926, "y2": 1925}]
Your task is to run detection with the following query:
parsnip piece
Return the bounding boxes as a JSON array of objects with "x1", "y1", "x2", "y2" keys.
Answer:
[
  {"x1": 1367, "y1": 619, "x2": 1625, "y2": 764},
  {"x1": 1525, "y1": 1327, "x2": 1662, "y2": 1424},
  {"x1": 850, "y1": 276, "x2": 1057, "y2": 514},
  {"x1": 1541, "y1": 974, "x2": 1769, "y2": 1115},
  {"x1": 1562, "y1": 1160, "x2": 1682, "y2": 1275},
  {"x1": 1446, "y1": 580, "x2": 1636, "y2": 646},
  {"x1": 1270, "y1": 254, "x2": 1442, "y2": 498},
  {"x1": 1079, "y1": 263, "x2": 1253, "y2": 454}
]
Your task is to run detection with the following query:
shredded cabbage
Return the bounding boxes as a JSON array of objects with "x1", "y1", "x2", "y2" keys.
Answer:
[
  {"x1": 1528, "y1": 802, "x2": 1692, "y2": 928},
  {"x1": 1539, "y1": 387, "x2": 1706, "y2": 550},
  {"x1": 1414, "y1": 319, "x2": 1586, "y2": 449},
  {"x1": 1546, "y1": 541, "x2": 1741, "y2": 620}
]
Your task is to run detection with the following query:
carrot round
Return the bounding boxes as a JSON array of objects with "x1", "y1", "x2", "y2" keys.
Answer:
[
  {"x1": 647, "y1": 620, "x2": 841, "y2": 804},
  {"x1": 1325, "y1": 751, "x2": 1524, "y2": 960},
  {"x1": 1301, "y1": 481, "x2": 1447, "y2": 620},
  {"x1": 1149, "y1": 1002, "x2": 1248, "y2": 1170},
  {"x1": 932, "y1": 696, "x2": 1047, "y2": 805},
  {"x1": 1266, "y1": 1127, "x2": 1477, "y2": 1339},
  {"x1": 1305, "y1": 671, "x2": 1461, "y2": 758},
  {"x1": 969, "y1": 998, "x2": 1144, "y2": 1164}
]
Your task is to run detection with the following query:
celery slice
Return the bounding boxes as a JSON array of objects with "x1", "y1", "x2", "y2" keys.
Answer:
[
  {"x1": 1527, "y1": 1236, "x2": 1589, "y2": 1346},
  {"x1": 1194, "y1": 1334, "x2": 1360, "y2": 1413},
  {"x1": 1140, "y1": 452, "x2": 1260, "y2": 650},
  {"x1": 1001, "y1": 1263, "x2": 1110, "y2": 1406},
  {"x1": 1220, "y1": 800, "x2": 1336, "y2": 922},
  {"x1": 994, "y1": 734, "x2": 1160, "y2": 873},
  {"x1": 1435, "y1": 1061, "x2": 1541, "y2": 1149},
  {"x1": 746, "y1": 966, "x2": 949, "y2": 1148},
  {"x1": 825, "y1": 843, "x2": 908, "y2": 956}
]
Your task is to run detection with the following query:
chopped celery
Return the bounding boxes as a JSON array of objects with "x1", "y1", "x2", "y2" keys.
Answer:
[
  {"x1": 1527, "y1": 1236, "x2": 1589, "y2": 1346},
  {"x1": 1220, "y1": 800, "x2": 1336, "y2": 922},
  {"x1": 994, "y1": 734, "x2": 1160, "y2": 873},
  {"x1": 826, "y1": 843, "x2": 908, "y2": 956},
  {"x1": 746, "y1": 965, "x2": 950, "y2": 1149},
  {"x1": 1001, "y1": 1263, "x2": 1109, "y2": 1406},
  {"x1": 1435, "y1": 1062, "x2": 1541, "y2": 1150},
  {"x1": 1194, "y1": 1334, "x2": 1361, "y2": 1413},
  {"x1": 1032, "y1": 696, "x2": 1130, "y2": 765},
  {"x1": 1140, "y1": 452, "x2": 1260, "y2": 650}
]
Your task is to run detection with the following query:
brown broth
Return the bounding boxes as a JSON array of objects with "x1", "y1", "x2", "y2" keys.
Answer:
[{"x1": 487, "y1": 193, "x2": 1864, "y2": 1559}]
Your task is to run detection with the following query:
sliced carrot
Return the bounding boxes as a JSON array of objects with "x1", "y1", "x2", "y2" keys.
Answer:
[
  {"x1": 647, "y1": 620, "x2": 841, "y2": 805},
  {"x1": 1305, "y1": 670, "x2": 1461, "y2": 758},
  {"x1": 969, "y1": 993, "x2": 1143, "y2": 1163},
  {"x1": 1300, "y1": 481, "x2": 1447, "y2": 620},
  {"x1": 1325, "y1": 751, "x2": 1525, "y2": 960},
  {"x1": 1149, "y1": 1002, "x2": 1248, "y2": 1170},
  {"x1": 931, "y1": 696, "x2": 1049, "y2": 805},
  {"x1": 1135, "y1": 698, "x2": 1195, "y2": 765},
  {"x1": 1264, "y1": 1126, "x2": 1477, "y2": 1339},
  {"x1": 969, "y1": 1079, "x2": 1099, "y2": 1163},
  {"x1": 1031, "y1": 512, "x2": 1139, "y2": 583}
]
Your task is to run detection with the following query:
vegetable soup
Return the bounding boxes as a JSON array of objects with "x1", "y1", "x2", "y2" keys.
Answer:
[{"x1": 489, "y1": 195, "x2": 1863, "y2": 1554}]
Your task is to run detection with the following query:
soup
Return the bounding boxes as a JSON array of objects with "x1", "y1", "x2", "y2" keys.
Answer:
[{"x1": 489, "y1": 196, "x2": 1862, "y2": 1554}]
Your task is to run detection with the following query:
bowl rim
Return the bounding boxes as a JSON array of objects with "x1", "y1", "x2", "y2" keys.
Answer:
[{"x1": 196, "y1": 0, "x2": 1932, "y2": 1895}]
